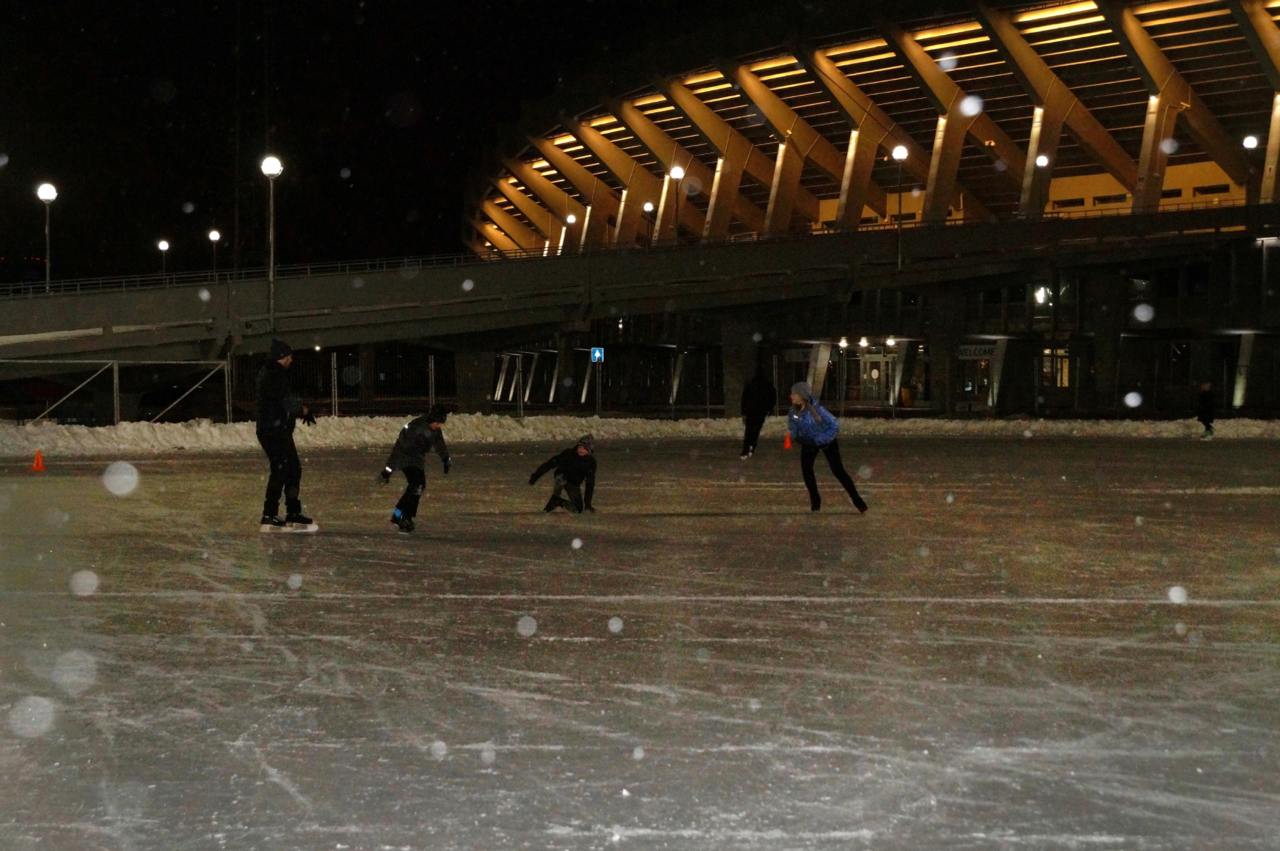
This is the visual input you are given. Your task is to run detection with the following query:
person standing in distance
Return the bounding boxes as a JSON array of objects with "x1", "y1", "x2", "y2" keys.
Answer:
[
  {"x1": 1196, "y1": 381, "x2": 1215, "y2": 440},
  {"x1": 740, "y1": 369, "x2": 777, "y2": 460},
  {"x1": 379, "y1": 403, "x2": 451, "y2": 533},
  {"x1": 787, "y1": 381, "x2": 867, "y2": 513},
  {"x1": 256, "y1": 339, "x2": 317, "y2": 531}
]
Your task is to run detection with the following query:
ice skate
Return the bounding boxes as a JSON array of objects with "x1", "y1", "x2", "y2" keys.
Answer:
[
  {"x1": 395, "y1": 517, "x2": 415, "y2": 534},
  {"x1": 259, "y1": 514, "x2": 286, "y2": 531},
  {"x1": 284, "y1": 512, "x2": 319, "y2": 533}
]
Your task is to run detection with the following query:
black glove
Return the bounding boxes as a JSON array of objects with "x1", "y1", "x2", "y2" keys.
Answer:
[
  {"x1": 528, "y1": 474, "x2": 538, "y2": 486},
  {"x1": 378, "y1": 467, "x2": 392, "y2": 484},
  {"x1": 300, "y1": 406, "x2": 317, "y2": 427},
  {"x1": 442, "y1": 458, "x2": 451, "y2": 475}
]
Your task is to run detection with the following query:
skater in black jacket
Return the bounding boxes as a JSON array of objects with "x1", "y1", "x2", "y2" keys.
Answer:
[
  {"x1": 1196, "y1": 381, "x2": 1215, "y2": 439},
  {"x1": 740, "y1": 370, "x2": 776, "y2": 459},
  {"x1": 255, "y1": 339, "x2": 317, "y2": 531},
  {"x1": 529, "y1": 435, "x2": 596, "y2": 513},
  {"x1": 379, "y1": 404, "x2": 451, "y2": 533}
]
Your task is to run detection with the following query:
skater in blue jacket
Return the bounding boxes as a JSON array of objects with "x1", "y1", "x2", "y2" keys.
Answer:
[{"x1": 787, "y1": 382, "x2": 867, "y2": 513}]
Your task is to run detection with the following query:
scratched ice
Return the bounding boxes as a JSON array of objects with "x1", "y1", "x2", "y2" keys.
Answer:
[{"x1": 1, "y1": 438, "x2": 1278, "y2": 847}]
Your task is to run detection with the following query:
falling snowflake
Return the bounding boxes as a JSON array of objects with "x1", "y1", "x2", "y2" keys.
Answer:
[
  {"x1": 182, "y1": 201, "x2": 195, "y2": 214},
  {"x1": 480, "y1": 743, "x2": 497, "y2": 765},
  {"x1": 571, "y1": 538, "x2": 583, "y2": 550},
  {"x1": 8, "y1": 696, "x2": 55, "y2": 738},
  {"x1": 1132, "y1": 303, "x2": 1155, "y2": 323},
  {"x1": 751, "y1": 332, "x2": 763, "y2": 343},
  {"x1": 937, "y1": 51, "x2": 958, "y2": 72},
  {"x1": 632, "y1": 746, "x2": 645, "y2": 760},
  {"x1": 52, "y1": 650, "x2": 97, "y2": 696},
  {"x1": 516, "y1": 615, "x2": 538, "y2": 637},
  {"x1": 959, "y1": 95, "x2": 983, "y2": 117},
  {"x1": 198, "y1": 288, "x2": 211, "y2": 303},
  {"x1": 431, "y1": 740, "x2": 448, "y2": 760},
  {"x1": 69, "y1": 570, "x2": 99, "y2": 597},
  {"x1": 1124, "y1": 392, "x2": 1143, "y2": 408},
  {"x1": 102, "y1": 461, "x2": 140, "y2": 496},
  {"x1": 339, "y1": 167, "x2": 351, "y2": 179},
  {"x1": 462, "y1": 278, "x2": 475, "y2": 292},
  {"x1": 1159, "y1": 137, "x2": 1180, "y2": 155},
  {"x1": 945, "y1": 493, "x2": 955, "y2": 504},
  {"x1": 287, "y1": 574, "x2": 303, "y2": 590},
  {"x1": 1168, "y1": 586, "x2": 1188, "y2": 604},
  {"x1": 608, "y1": 616, "x2": 624, "y2": 634},
  {"x1": 857, "y1": 465, "x2": 873, "y2": 480}
]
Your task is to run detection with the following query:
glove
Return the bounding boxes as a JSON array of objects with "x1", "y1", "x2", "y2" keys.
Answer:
[
  {"x1": 300, "y1": 406, "x2": 317, "y2": 427},
  {"x1": 378, "y1": 467, "x2": 392, "y2": 484},
  {"x1": 442, "y1": 458, "x2": 452, "y2": 475},
  {"x1": 528, "y1": 474, "x2": 537, "y2": 486}
]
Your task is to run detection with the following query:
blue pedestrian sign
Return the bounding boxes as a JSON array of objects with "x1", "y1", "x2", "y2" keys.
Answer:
[{"x1": 591, "y1": 347, "x2": 605, "y2": 363}]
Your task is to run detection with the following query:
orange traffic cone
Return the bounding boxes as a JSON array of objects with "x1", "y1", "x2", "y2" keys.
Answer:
[
  {"x1": 30, "y1": 450, "x2": 46, "y2": 472},
  {"x1": 783, "y1": 432, "x2": 792, "y2": 451}
]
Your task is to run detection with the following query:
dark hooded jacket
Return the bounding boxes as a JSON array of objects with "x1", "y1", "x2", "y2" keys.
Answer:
[
  {"x1": 255, "y1": 361, "x2": 303, "y2": 437},
  {"x1": 741, "y1": 373, "x2": 777, "y2": 417},
  {"x1": 530, "y1": 446, "x2": 596, "y2": 508},
  {"x1": 1196, "y1": 387, "x2": 1215, "y2": 422},
  {"x1": 384, "y1": 416, "x2": 451, "y2": 473}
]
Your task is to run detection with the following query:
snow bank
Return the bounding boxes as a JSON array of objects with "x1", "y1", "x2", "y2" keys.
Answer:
[{"x1": 0, "y1": 414, "x2": 1275, "y2": 458}]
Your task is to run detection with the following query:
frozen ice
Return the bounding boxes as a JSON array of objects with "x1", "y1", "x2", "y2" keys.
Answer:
[
  {"x1": 8, "y1": 696, "x2": 55, "y2": 738},
  {"x1": 608, "y1": 616, "x2": 624, "y2": 634},
  {"x1": 1168, "y1": 586, "x2": 1188, "y2": 604},
  {"x1": 1124, "y1": 392, "x2": 1143, "y2": 408},
  {"x1": 101, "y1": 461, "x2": 140, "y2": 496},
  {"x1": 959, "y1": 95, "x2": 983, "y2": 117},
  {"x1": 51, "y1": 650, "x2": 97, "y2": 696},
  {"x1": 1133, "y1": 303, "x2": 1155, "y2": 322},
  {"x1": 69, "y1": 570, "x2": 99, "y2": 596},
  {"x1": 516, "y1": 615, "x2": 538, "y2": 637}
]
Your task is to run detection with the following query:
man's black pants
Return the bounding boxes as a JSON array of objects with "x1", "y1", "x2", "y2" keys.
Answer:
[
  {"x1": 741, "y1": 415, "x2": 766, "y2": 456},
  {"x1": 258, "y1": 432, "x2": 302, "y2": 517},
  {"x1": 545, "y1": 473, "x2": 583, "y2": 513},
  {"x1": 395, "y1": 467, "x2": 426, "y2": 521}
]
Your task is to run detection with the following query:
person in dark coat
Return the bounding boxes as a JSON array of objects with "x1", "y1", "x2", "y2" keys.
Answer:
[
  {"x1": 529, "y1": 434, "x2": 596, "y2": 513},
  {"x1": 379, "y1": 404, "x2": 451, "y2": 533},
  {"x1": 255, "y1": 339, "x2": 316, "y2": 529},
  {"x1": 1196, "y1": 381, "x2": 1215, "y2": 439},
  {"x1": 787, "y1": 381, "x2": 867, "y2": 513},
  {"x1": 740, "y1": 370, "x2": 777, "y2": 459}
]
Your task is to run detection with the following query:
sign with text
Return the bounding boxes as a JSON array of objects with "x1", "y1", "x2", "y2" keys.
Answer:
[{"x1": 958, "y1": 343, "x2": 998, "y2": 360}]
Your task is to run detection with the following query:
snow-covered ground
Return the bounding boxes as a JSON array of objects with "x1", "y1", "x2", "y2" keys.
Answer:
[
  {"x1": 1, "y1": 412, "x2": 1276, "y2": 458},
  {"x1": 2, "y1": 439, "x2": 1279, "y2": 847}
]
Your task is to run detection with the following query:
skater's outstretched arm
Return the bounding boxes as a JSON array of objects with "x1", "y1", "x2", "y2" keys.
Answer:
[
  {"x1": 434, "y1": 432, "x2": 451, "y2": 474},
  {"x1": 529, "y1": 454, "x2": 558, "y2": 485}
]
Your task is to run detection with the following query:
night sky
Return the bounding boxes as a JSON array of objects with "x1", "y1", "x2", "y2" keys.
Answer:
[{"x1": 1, "y1": 0, "x2": 884, "y2": 281}]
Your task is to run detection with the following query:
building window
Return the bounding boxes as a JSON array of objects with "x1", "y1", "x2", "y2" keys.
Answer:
[
  {"x1": 1052, "y1": 198, "x2": 1084, "y2": 210},
  {"x1": 1093, "y1": 193, "x2": 1128, "y2": 206},
  {"x1": 1193, "y1": 184, "x2": 1230, "y2": 196},
  {"x1": 1041, "y1": 347, "x2": 1070, "y2": 389}
]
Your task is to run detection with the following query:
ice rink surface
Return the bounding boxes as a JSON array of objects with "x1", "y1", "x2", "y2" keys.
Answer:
[{"x1": 1, "y1": 436, "x2": 1279, "y2": 849}]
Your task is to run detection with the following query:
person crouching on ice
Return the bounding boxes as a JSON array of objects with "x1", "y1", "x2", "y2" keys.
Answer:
[
  {"x1": 529, "y1": 434, "x2": 596, "y2": 513},
  {"x1": 379, "y1": 404, "x2": 451, "y2": 533},
  {"x1": 788, "y1": 382, "x2": 868, "y2": 514}
]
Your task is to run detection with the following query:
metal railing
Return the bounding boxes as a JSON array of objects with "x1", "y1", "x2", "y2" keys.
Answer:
[{"x1": 0, "y1": 197, "x2": 1263, "y2": 301}]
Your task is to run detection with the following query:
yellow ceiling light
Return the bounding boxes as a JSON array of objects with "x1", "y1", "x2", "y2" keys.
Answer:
[
  {"x1": 588, "y1": 115, "x2": 617, "y2": 128},
  {"x1": 1133, "y1": 0, "x2": 1218, "y2": 16},
  {"x1": 551, "y1": 133, "x2": 576, "y2": 146},
  {"x1": 821, "y1": 36, "x2": 887, "y2": 58},
  {"x1": 1016, "y1": 1, "x2": 1098, "y2": 24},
  {"x1": 748, "y1": 55, "x2": 799, "y2": 72},
  {"x1": 912, "y1": 21, "x2": 983, "y2": 42},
  {"x1": 1022, "y1": 16, "x2": 1107, "y2": 36},
  {"x1": 682, "y1": 70, "x2": 724, "y2": 86}
]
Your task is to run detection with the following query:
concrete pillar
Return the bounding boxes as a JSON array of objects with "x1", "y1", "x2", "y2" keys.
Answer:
[
  {"x1": 720, "y1": 318, "x2": 757, "y2": 419},
  {"x1": 455, "y1": 351, "x2": 495, "y2": 414},
  {"x1": 1091, "y1": 272, "x2": 1126, "y2": 413},
  {"x1": 926, "y1": 286, "x2": 964, "y2": 413}
]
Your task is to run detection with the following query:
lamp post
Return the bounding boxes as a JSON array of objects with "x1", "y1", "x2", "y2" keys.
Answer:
[
  {"x1": 642, "y1": 200, "x2": 655, "y2": 246},
  {"x1": 669, "y1": 165, "x2": 685, "y2": 244},
  {"x1": 157, "y1": 239, "x2": 170, "y2": 276},
  {"x1": 208, "y1": 229, "x2": 221, "y2": 279},
  {"x1": 260, "y1": 154, "x2": 283, "y2": 330},
  {"x1": 891, "y1": 145, "x2": 908, "y2": 271},
  {"x1": 36, "y1": 182, "x2": 57, "y2": 291}
]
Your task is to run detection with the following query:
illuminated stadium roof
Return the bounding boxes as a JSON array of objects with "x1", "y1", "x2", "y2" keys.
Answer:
[{"x1": 469, "y1": 0, "x2": 1280, "y2": 256}]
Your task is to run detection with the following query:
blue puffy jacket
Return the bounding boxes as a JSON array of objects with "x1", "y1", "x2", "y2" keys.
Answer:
[{"x1": 788, "y1": 397, "x2": 839, "y2": 446}]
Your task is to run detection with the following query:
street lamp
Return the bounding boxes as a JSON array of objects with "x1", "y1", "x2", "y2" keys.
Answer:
[
  {"x1": 642, "y1": 200, "x2": 655, "y2": 245},
  {"x1": 157, "y1": 239, "x2": 170, "y2": 276},
  {"x1": 261, "y1": 154, "x2": 283, "y2": 330},
  {"x1": 36, "y1": 182, "x2": 57, "y2": 291},
  {"x1": 208, "y1": 229, "x2": 221, "y2": 279},
  {"x1": 891, "y1": 145, "x2": 908, "y2": 271},
  {"x1": 670, "y1": 165, "x2": 686, "y2": 244}
]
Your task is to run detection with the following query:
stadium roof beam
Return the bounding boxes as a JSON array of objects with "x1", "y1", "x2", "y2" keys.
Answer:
[
  {"x1": 975, "y1": 2, "x2": 1137, "y2": 218},
  {"x1": 1097, "y1": 0, "x2": 1251, "y2": 212},
  {"x1": 1226, "y1": 0, "x2": 1280, "y2": 202},
  {"x1": 469, "y1": 219, "x2": 518, "y2": 254},
  {"x1": 481, "y1": 200, "x2": 542, "y2": 251},
  {"x1": 658, "y1": 78, "x2": 822, "y2": 235},
  {"x1": 610, "y1": 98, "x2": 765, "y2": 240},
  {"x1": 527, "y1": 136, "x2": 617, "y2": 249},
  {"x1": 721, "y1": 62, "x2": 889, "y2": 225},
  {"x1": 492, "y1": 178, "x2": 564, "y2": 242},
  {"x1": 502, "y1": 158, "x2": 586, "y2": 249},
  {"x1": 799, "y1": 48, "x2": 990, "y2": 223},
  {"x1": 566, "y1": 118, "x2": 705, "y2": 244},
  {"x1": 878, "y1": 18, "x2": 1026, "y2": 224}
]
